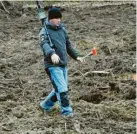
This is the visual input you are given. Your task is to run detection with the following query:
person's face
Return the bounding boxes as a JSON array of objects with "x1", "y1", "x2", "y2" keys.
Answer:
[{"x1": 49, "y1": 18, "x2": 61, "y2": 26}]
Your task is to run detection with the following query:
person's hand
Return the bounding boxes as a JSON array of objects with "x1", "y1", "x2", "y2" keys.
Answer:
[
  {"x1": 76, "y1": 57, "x2": 85, "y2": 63},
  {"x1": 51, "y1": 54, "x2": 60, "y2": 64}
]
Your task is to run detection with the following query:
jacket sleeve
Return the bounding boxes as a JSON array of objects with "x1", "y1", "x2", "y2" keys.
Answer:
[
  {"x1": 39, "y1": 28, "x2": 55, "y2": 57},
  {"x1": 63, "y1": 27, "x2": 80, "y2": 60}
]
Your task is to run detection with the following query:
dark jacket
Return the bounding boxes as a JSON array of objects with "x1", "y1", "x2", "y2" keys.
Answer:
[{"x1": 39, "y1": 19, "x2": 79, "y2": 68}]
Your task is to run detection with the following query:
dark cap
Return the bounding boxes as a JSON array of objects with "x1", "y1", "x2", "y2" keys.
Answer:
[{"x1": 48, "y1": 7, "x2": 62, "y2": 20}]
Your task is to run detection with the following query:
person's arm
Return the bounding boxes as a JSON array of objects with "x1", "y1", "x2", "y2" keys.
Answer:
[
  {"x1": 66, "y1": 39, "x2": 85, "y2": 62},
  {"x1": 39, "y1": 28, "x2": 60, "y2": 64},
  {"x1": 39, "y1": 32, "x2": 55, "y2": 57},
  {"x1": 66, "y1": 39, "x2": 80, "y2": 60},
  {"x1": 63, "y1": 27, "x2": 80, "y2": 60},
  {"x1": 64, "y1": 28, "x2": 85, "y2": 62}
]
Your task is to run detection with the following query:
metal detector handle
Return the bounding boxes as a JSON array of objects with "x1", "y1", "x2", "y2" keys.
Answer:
[{"x1": 82, "y1": 52, "x2": 92, "y2": 59}]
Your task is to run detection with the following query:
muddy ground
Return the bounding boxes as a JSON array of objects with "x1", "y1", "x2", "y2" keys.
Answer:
[{"x1": 0, "y1": 1, "x2": 136, "y2": 134}]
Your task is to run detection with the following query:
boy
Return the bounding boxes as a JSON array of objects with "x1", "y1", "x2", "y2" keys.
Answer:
[{"x1": 39, "y1": 7, "x2": 83, "y2": 116}]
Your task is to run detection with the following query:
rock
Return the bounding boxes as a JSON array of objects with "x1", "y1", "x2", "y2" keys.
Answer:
[{"x1": 12, "y1": 109, "x2": 24, "y2": 118}]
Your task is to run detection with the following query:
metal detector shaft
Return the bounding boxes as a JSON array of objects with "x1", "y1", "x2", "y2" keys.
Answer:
[{"x1": 36, "y1": 1, "x2": 54, "y2": 47}]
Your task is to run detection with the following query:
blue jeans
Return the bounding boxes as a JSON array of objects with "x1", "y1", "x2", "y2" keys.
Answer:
[{"x1": 40, "y1": 66, "x2": 73, "y2": 116}]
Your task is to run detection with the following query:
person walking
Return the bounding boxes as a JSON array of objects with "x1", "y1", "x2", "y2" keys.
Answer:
[{"x1": 39, "y1": 7, "x2": 84, "y2": 116}]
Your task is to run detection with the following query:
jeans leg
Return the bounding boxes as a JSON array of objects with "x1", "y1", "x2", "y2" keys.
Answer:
[
  {"x1": 40, "y1": 89, "x2": 57, "y2": 112},
  {"x1": 56, "y1": 91, "x2": 73, "y2": 115},
  {"x1": 48, "y1": 67, "x2": 73, "y2": 115}
]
